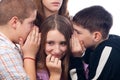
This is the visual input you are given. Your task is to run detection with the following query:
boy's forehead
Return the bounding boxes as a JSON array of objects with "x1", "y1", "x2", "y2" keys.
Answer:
[
  {"x1": 73, "y1": 24, "x2": 87, "y2": 32},
  {"x1": 73, "y1": 24, "x2": 81, "y2": 32},
  {"x1": 73, "y1": 24, "x2": 81, "y2": 30}
]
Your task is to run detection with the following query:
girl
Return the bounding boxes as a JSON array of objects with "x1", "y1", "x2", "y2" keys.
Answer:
[
  {"x1": 36, "y1": 14, "x2": 73, "y2": 80},
  {"x1": 33, "y1": 0, "x2": 69, "y2": 29}
]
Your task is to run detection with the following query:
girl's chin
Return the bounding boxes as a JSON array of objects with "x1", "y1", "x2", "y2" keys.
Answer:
[{"x1": 53, "y1": 55, "x2": 61, "y2": 59}]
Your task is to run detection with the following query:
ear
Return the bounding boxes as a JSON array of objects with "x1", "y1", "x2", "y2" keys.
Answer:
[
  {"x1": 8, "y1": 16, "x2": 19, "y2": 29},
  {"x1": 92, "y1": 31, "x2": 102, "y2": 42}
]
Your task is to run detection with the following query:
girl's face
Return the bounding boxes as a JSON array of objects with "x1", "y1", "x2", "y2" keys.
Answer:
[
  {"x1": 42, "y1": 0, "x2": 63, "y2": 13},
  {"x1": 45, "y1": 29, "x2": 67, "y2": 59}
]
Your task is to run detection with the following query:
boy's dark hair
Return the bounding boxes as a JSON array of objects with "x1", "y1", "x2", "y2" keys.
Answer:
[{"x1": 73, "y1": 5, "x2": 113, "y2": 39}]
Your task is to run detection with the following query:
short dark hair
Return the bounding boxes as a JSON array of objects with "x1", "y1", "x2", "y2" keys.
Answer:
[{"x1": 73, "y1": 5, "x2": 113, "y2": 39}]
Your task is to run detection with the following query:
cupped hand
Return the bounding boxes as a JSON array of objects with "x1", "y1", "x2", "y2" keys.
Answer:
[{"x1": 19, "y1": 26, "x2": 41, "y2": 58}]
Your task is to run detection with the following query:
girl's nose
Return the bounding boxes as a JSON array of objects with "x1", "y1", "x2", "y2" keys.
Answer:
[{"x1": 54, "y1": 45, "x2": 61, "y2": 54}]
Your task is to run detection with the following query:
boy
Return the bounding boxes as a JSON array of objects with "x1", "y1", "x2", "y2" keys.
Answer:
[
  {"x1": 0, "y1": 0, "x2": 40, "y2": 79},
  {"x1": 71, "y1": 5, "x2": 120, "y2": 80}
]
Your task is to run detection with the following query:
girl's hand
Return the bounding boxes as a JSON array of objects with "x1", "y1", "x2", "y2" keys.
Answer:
[{"x1": 46, "y1": 54, "x2": 62, "y2": 80}]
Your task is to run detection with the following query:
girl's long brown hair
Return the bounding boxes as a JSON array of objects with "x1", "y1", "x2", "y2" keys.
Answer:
[{"x1": 36, "y1": 14, "x2": 73, "y2": 80}]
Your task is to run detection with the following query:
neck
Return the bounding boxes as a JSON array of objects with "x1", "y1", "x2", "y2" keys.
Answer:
[
  {"x1": 0, "y1": 25, "x2": 15, "y2": 43},
  {"x1": 0, "y1": 25, "x2": 8, "y2": 36}
]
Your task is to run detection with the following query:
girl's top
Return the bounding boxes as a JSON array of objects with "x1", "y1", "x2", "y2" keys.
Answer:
[{"x1": 37, "y1": 70, "x2": 49, "y2": 80}]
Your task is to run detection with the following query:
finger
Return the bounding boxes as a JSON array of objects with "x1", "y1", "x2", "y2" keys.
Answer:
[
  {"x1": 19, "y1": 38, "x2": 24, "y2": 48},
  {"x1": 30, "y1": 27, "x2": 36, "y2": 41},
  {"x1": 25, "y1": 29, "x2": 33, "y2": 44},
  {"x1": 80, "y1": 41, "x2": 86, "y2": 52},
  {"x1": 34, "y1": 26, "x2": 39, "y2": 43},
  {"x1": 70, "y1": 37, "x2": 72, "y2": 49},
  {"x1": 72, "y1": 34, "x2": 78, "y2": 47},
  {"x1": 54, "y1": 58, "x2": 59, "y2": 64},
  {"x1": 74, "y1": 31, "x2": 78, "y2": 36},
  {"x1": 58, "y1": 60, "x2": 61, "y2": 67},
  {"x1": 71, "y1": 34, "x2": 75, "y2": 48},
  {"x1": 46, "y1": 54, "x2": 52, "y2": 62},
  {"x1": 23, "y1": 30, "x2": 33, "y2": 47},
  {"x1": 50, "y1": 56, "x2": 55, "y2": 62},
  {"x1": 37, "y1": 33, "x2": 41, "y2": 45}
]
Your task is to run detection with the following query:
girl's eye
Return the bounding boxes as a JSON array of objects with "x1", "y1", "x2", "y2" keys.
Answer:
[
  {"x1": 60, "y1": 41, "x2": 67, "y2": 46},
  {"x1": 47, "y1": 41, "x2": 54, "y2": 46}
]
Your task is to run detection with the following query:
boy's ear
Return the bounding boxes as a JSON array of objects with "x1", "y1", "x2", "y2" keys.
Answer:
[
  {"x1": 8, "y1": 16, "x2": 19, "y2": 29},
  {"x1": 93, "y1": 31, "x2": 102, "y2": 42}
]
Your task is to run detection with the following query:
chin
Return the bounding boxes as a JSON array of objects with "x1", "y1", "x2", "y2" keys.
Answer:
[{"x1": 53, "y1": 55, "x2": 61, "y2": 59}]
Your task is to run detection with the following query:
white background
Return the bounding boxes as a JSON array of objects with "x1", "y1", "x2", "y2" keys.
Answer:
[{"x1": 68, "y1": 0, "x2": 120, "y2": 36}]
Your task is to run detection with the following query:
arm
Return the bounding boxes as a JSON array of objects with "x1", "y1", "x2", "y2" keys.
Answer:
[
  {"x1": 19, "y1": 26, "x2": 41, "y2": 80},
  {"x1": 0, "y1": 41, "x2": 29, "y2": 79}
]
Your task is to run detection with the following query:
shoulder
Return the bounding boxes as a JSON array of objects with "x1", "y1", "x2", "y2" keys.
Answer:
[
  {"x1": 97, "y1": 34, "x2": 120, "y2": 51},
  {"x1": 93, "y1": 34, "x2": 120, "y2": 61}
]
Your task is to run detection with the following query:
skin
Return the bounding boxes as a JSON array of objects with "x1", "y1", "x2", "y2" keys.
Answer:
[
  {"x1": 45, "y1": 29, "x2": 67, "y2": 80},
  {"x1": 45, "y1": 29, "x2": 67, "y2": 59},
  {"x1": 73, "y1": 24, "x2": 95, "y2": 49},
  {"x1": 0, "y1": 9, "x2": 41, "y2": 80},
  {"x1": 21, "y1": 26, "x2": 40, "y2": 80},
  {"x1": 42, "y1": 0, "x2": 63, "y2": 17},
  {"x1": 18, "y1": 10, "x2": 41, "y2": 80},
  {"x1": 17, "y1": 10, "x2": 40, "y2": 80},
  {"x1": 71, "y1": 24, "x2": 103, "y2": 57},
  {"x1": 17, "y1": 10, "x2": 37, "y2": 43},
  {"x1": 1, "y1": 10, "x2": 37, "y2": 44}
]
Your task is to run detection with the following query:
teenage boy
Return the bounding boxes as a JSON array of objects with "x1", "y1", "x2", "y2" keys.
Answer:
[
  {"x1": 0, "y1": 0, "x2": 40, "y2": 79},
  {"x1": 71, "y1": 5, "x2": 120, "y2": 80}
]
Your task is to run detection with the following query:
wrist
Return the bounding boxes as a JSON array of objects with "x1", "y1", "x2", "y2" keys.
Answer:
[
  {"x1": 73, "y1": 52, "x2": 85, "y2": 57},
  {"x1": 49, "y1": 75, "x2": 61, "y2": 80},
  {"x1": 23, "y1": 54, "x2": 36, "y2": 59},
  {"x1": 23, "y1": 57, "x2": 35, "y2": 61}
]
